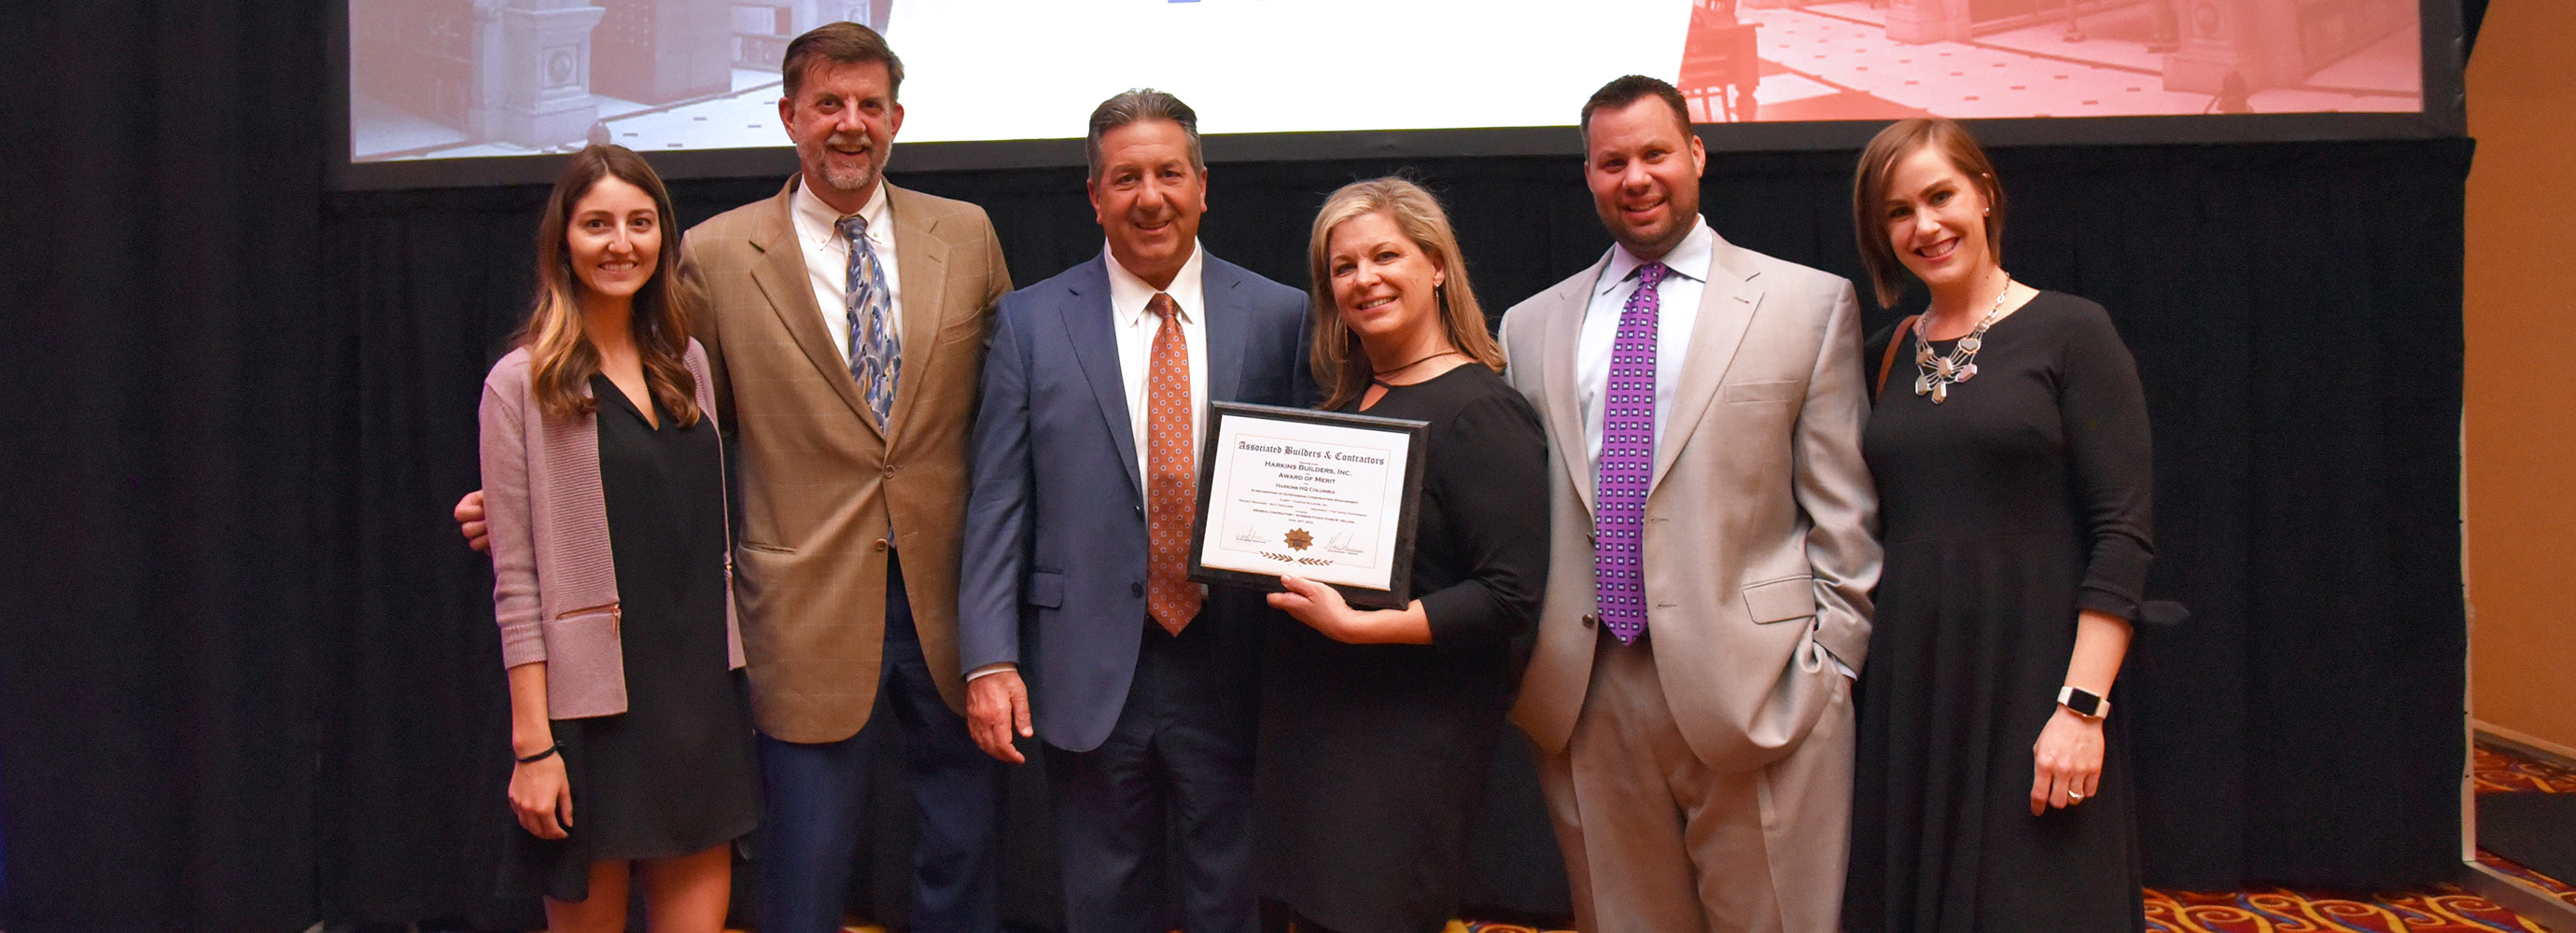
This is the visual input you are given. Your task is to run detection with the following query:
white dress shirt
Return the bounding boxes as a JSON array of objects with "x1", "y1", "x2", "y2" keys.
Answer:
[
  {"x1": 1104, "y1": 241, "x2": 1210, "y2": 480},
  {"x1": 1573, "y1": 217, "x2": 1855, "y2": 677},
  {"x1": 1575, "y1": 216, "x2": 1714, "y2": 467},
  {"x1": 789, "y1": 177, "x2": 903, "y2": 363},
  {"x1": 967, "y1": 243, "x2": 1209, "y2": 686}
]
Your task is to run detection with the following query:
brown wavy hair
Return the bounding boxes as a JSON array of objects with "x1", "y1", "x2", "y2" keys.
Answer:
[
  {"x1": 1304, "y1": 177, "x2": 1505, "y2": 411},
  {"x1": 518, "y1": 144, "x2": 701, "y2": 426},
  {"x1": 1851, "y1": 118, "x2": 2008, "y2": 309}
]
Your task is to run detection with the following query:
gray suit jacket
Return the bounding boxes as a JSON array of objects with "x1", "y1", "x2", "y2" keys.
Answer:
[
  {"x1": 684, "y1": 179, "x2": 1012, "y2": 744},
  {"x1": 1499, "y1": 232, "x2": 1881, "y2": 771}
]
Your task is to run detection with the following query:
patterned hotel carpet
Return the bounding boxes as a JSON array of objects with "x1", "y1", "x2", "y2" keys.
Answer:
[
  {"x1": 805, "y1": 745, "x2": 2576, "y2": 933},
  {"x1": 2473, "y1": 741, "x2": 2576, "y2": 912},
  {"x1": 1450, "y1": 888, "x2": 2560, "y2": 932}
]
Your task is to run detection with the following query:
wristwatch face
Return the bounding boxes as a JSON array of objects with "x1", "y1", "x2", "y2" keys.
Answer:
[{"x1": 2059, "y1": 687, "x2": 2106, "y2": 717}]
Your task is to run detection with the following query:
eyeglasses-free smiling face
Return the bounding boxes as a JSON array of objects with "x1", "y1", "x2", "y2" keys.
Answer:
[
  {"x1": 1880, "y1": 144, "x2": 1998, "y2": 292},
  {"x1": 1324, "y1": 210, "x2": 1446, "y2": 347},
  {"x1": 1584, "y1": 97, "x2": 1706, "y2": 261},
  {"x1": 780, "y1": 58, "x2": 904, "y2": 214},
  {"x1": 1088, "y1": 118, "x2": 1208, "y2": 290},
  {"x1": 565, "y1": 174, "x2": 662, "y2": 301}
]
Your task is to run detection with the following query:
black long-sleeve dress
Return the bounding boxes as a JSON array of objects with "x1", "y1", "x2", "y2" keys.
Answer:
[
  {"x1": 1253, "y1": 363, "x2": 1550, "y2": 933},
  {"x1": 1845, "y1": 291, "x2": 2153, "y2": 933}
]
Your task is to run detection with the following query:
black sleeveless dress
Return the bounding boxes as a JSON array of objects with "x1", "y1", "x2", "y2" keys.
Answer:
[
  {"x1": 1845, "y1": 292, "x2": 2154, "y2": 933},
  {"x1": 500, "y1": 377, "x2": 759, "y2": 899}
]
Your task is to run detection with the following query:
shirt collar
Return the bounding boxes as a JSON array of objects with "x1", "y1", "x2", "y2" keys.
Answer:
[
  {"x1": 1596, "y1": 216, "x2": 1713, "y2": 296},
  {"x1": 791, "y1": 176, "x2": 892, "y2": 250},
  {"x1": 1104, "y1": 240, "x2": 1208, "y2": 327}
]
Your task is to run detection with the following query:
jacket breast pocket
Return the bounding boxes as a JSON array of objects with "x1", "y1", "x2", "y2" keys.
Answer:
[
  {"x1": 1721, "y1": 379, "x2": 1802, "y2": 404},
  {"x1": 934, "y1": 310, "x2": 988, "y2": 347},
  {"x1": 1742, "y1": 577, "x2": 1816, "y2": 625},
  {"x1": 1028, "y1": 570, "x2": 1066, "y2": 609}
]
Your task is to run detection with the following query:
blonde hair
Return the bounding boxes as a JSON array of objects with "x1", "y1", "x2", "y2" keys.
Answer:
[
  {"x1": 518, "y1": 145, "x2": 701, "y2": 426},
  {"x1": 1303, "y1": 177, "x2": 1505, "y2": 411}
]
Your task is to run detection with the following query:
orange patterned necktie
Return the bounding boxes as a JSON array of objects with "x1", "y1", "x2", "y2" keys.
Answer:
[{"x1": 1144, "y1": 292, "x2": 1202, "y2": 634}]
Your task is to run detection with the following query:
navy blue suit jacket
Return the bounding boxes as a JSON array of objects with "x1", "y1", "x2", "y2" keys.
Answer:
[{"x1": 959, "y1": 252, "x2": 1312, "y2": 753}]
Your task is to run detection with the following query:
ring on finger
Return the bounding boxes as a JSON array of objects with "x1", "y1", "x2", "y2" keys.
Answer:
[{"x1": 2068, "y1": 790, "x2": 2085, "y2": 801}]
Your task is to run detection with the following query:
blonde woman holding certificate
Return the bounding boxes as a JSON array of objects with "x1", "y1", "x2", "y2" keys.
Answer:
[{"x1": 1254, "y1": 177, "x2": 1549, "y2": 933}]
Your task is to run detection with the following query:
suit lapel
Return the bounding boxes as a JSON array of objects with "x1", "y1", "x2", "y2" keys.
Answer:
[
  {"x1": 1648, "y1": 234, "x2": 1763, "y2": 494},
  {"x1": 745, "y1": 180, "x2": 880, "y2": 439},
  {"x1": 1542, "y1": 256, "x2": 1611, "y2": 520},
  {"x1": 1061, "y1": 258, "x2": 1145, "y2": 497},
  {"x1": 1200, "y1": 257, "x2": 1248, "y2": 405},
  {"x1": 886, "y1": 185, "x2": 950, "y2": 441}
]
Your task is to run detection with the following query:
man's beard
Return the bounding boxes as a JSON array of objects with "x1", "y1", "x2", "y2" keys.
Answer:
[{"x1": 806, "y1": 136, "x2": 881, "y2": 193}]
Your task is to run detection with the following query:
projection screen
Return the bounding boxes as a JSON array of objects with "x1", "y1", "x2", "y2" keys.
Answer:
[{"x1": 335, "y1": 0, "x2": 2460, "y2": 188}]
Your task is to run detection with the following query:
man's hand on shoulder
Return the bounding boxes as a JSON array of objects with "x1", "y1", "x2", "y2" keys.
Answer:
[{"x1": 456, "y1": 490, "x2": 488, "y2": 553}]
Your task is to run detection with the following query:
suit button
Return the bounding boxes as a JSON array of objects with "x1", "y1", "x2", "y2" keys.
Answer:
[
  {"x1": 1581, "y1": 613, "x2": 1599, "y2": 628},
  {"x1": 1132, "y1": 581, "x2": 1145, "y2": 597},
  {"x1": 873, "y1": 538, "x2": 889, "y2": 551}
]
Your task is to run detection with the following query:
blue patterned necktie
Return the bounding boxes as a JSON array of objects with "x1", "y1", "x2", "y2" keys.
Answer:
[
  {"x1": 836, "y1": 213, "x2": 900, "y2": 425},
  {"x1": 1596, "y1": 260, "x2": 1667, "y2": 646}
]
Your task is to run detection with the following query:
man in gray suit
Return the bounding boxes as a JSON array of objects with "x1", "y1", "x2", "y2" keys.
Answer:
[
  {"x1": 955, "y1": 90, "x2": 1309, "y2": 933},
  {"x1": 1498, "y1": 76, "x2": 1882, "y2": 933}
]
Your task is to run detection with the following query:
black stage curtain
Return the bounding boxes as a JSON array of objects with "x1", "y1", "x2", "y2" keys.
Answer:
[
  {"x1": 4, "y1": 2, "x2": 2470, "y2": 928},
  {"x1": 311, "y1": 139, "x2": 2471, "y2": 927},
  {"x1": 0, "y1": 1, "x2": 328, "y2": 932}
]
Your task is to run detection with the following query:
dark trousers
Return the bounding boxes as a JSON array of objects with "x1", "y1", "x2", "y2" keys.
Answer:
[
  {"x1": 758, "y1": 550, "x2": 1009, "y2": 933},
  {"x1": 1043, "y1": 619, "x2": 1259, "y2": 933}
]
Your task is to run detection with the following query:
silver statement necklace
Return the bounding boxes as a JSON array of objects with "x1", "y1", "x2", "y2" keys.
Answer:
[{"x1": 1912, "y1": 276, "x2": 2012, "y2": 404}]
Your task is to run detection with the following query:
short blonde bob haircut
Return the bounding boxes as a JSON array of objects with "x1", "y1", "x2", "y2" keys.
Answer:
[
  {"x1": 1303, "y1": 177, "x2": 1505, "y2": 411},
  {"x1": 1851, "y1": 118, "x2": 2008, "y2": 309}
]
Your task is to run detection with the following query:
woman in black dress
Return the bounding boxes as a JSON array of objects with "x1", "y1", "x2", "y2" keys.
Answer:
[
  {"x1": 1254, "y1": 177, "x2": 1549, "y2": 933},
  {"x1": 1842, "y1": 118, "x2": 2154, "y2": 933},
  {"x1": 480, "y1": 145, "x2": 759, "y2": 933}
]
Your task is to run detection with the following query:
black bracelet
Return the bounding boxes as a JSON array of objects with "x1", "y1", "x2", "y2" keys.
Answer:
[{"x1": 515, "y1": 743, "x2": 560, "y2": 764}]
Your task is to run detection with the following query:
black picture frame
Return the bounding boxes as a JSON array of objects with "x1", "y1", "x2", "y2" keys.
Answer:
[{"x1": 1185, "y1": 401, "x2": 1430, "y2": 610}]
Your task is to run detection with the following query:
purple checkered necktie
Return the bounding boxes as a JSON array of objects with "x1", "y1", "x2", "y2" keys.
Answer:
[{"x1": 1596, "y1": 260, "x2": 1667, "y2": 646}]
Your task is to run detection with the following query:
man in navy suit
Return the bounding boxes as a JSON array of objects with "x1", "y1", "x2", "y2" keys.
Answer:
[{"x1": 956, "y1": 89, "x2": 1310, "y2": 933}]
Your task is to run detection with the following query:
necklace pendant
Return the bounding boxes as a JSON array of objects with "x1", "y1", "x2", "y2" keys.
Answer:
[
  {"x1": 1914, "y1": 342, "x2": 1934, "y2": 364},
  {"x1": 1928, "y1": 380, "x2": 1950, "y2": 404},
  {"x1": 1934, "y1": 356, "x2": 1956, "y2": 380},
  {"x1": 1956, "y1": 362, "x2": 1978, "y2": 383},
  {"x1": 1914, "y1": 372, "x2": 1935, "y2": 396},
  {"x1": 1959, "y1": 336, "x2": 1981, "y2": 354}
]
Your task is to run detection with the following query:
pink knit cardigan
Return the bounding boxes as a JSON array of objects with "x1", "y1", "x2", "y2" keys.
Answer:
[{"x1": 479, "y1": 339, "x2": 744, "y2": 719}]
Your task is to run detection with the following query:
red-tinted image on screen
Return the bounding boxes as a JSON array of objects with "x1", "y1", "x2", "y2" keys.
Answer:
[
  {"x1": 344, "y1": 0, "x2": 2423, "y2": 164},
  {"x1": 1674, "y1": 0, "x2": 2417, "y2": 122}
]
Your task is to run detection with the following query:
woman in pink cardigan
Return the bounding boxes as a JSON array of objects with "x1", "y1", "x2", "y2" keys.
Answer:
[{"x1": 479, "y1": 144, "x2": 754, "y2": 933}]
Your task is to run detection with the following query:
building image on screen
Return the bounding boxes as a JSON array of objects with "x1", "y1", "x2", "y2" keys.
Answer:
[
  {"x1": 1677, "y1": 0, "x2": 2418, "y2": 122},
  {"x1": 347, "y1": 0, "x2": 2422, "y2": 163},
  {"x1": 349, "y1": 0, "x2": 887, "y2": 160}
]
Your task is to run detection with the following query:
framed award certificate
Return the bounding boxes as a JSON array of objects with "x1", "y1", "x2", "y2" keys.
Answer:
[{"x1": 1186, "y1": 401, "x2": 1430, "y2": 609}]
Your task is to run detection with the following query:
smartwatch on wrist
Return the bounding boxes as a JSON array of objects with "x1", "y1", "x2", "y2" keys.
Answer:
[{"x1": 2056, "y1": 686, "x2": 2109, "y2": 720}]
